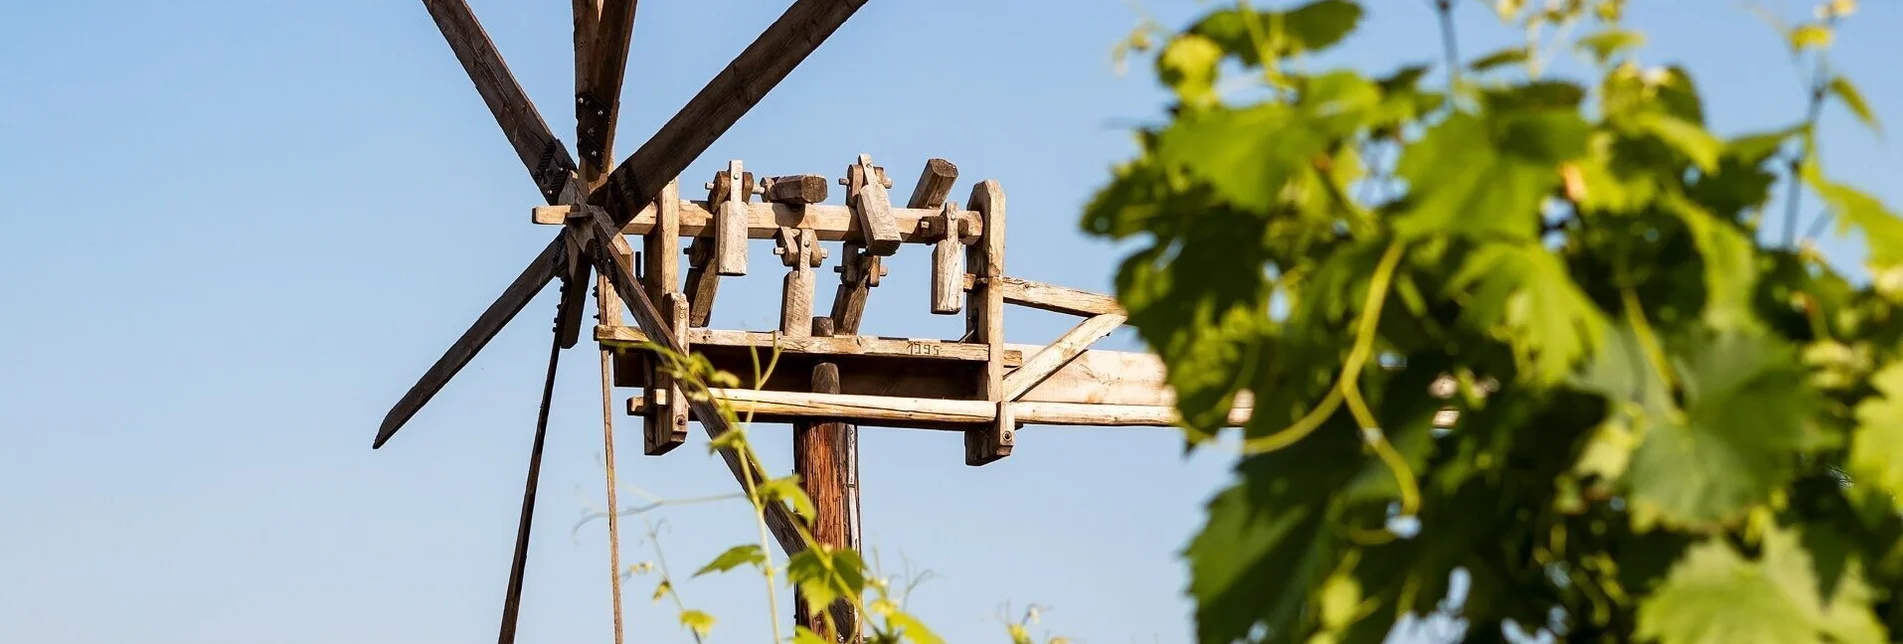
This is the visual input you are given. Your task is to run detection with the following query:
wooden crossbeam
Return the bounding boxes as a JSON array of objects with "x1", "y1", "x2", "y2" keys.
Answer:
[
  {"x1": 583, "y1": 211, "x2": 807, "y2": 555},
  {"x1": 377, "y1": 0, "x2": 870, "y2": 448},
  {"x1": 534, "y1": 201, "x2": 986, "y2": 243},
  {"x1": 627, "y1": 388, "x2": 1254, "y2": 430},
  {"x1": 421, "y1": 0, "x2": 584, "y2": 205},
  {"x1": 963, "y1": 274, "x2": 1123, "y2": 317},
  {"x1": 591, "y1": 0, "x2": 872, "y2": 225},
  {"x1": 1002, "y1": 312, "x2": 1127, "y2": 400},
  {"x1": 595, "y1": 325, "x2": 1008, "y2": 363}
]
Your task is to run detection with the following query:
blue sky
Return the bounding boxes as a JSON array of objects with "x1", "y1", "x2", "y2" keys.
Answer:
[{"x1": 1, "y1": 1, "x2": 1897, "y2": 643}]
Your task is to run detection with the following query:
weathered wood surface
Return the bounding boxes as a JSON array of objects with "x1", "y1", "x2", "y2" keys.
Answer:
[
  {"x1": 596, "y1": 325, "x2": 1004, "y2": 362},
  {"x1": 574, "y1": 0, "x2": 638, "y2": 179},
  {"x1": 763, "y1": 174, "x2": 829, "y2": 204},
  {"x1": 628, "y1": 388, "x2": 1253, "y2": 429},
  {"x1": 534, "y1": 202, "x2": 985, "y2": 242},
  {"x1": 962, "y1": 274, "x2": 1125, "y2": 317},
  {"x1": 585, "y1": 211, "x2": 805, "y2": 555},
  {"x1": 906, "y1": 158, "x2": 958, "y2": 209},
  {"x1": 791, "y1": 321, "x2": 861, "y2": 640},
  {"x1": 848, "y1": 157, "x2": 902, "y2": 256},
  {"x1": 683, "y1": 169, "x2": 754, "y2": 326},
  {"x1": 376, "y1": 242, "x2": 563, "y2": 448},
  {"x1": 964, "y1": 181, "x2": 1010, "y2": 465},
  {"x1": 928, "y1": 202, "x2": 964, "y2": 314},
  {"x1": 421, "y1": 0, "x2": 583, "y2": 205},
  {"x1": 1002, "y1": 312, "x2": 1127, "y2": 400},
  {"x1": 714, "y1": 160, "x2": 750, "y2": 276},
  {"x1": 590, "y1": 0, "x2": 872, "y2": 225}
]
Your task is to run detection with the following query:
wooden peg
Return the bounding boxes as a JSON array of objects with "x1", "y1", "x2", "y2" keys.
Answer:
[
  {"x1": 777, "y1": 227, "x2": 820, "y2": 338},
  {"x1": 683, "y1": 167, "x2": 755, "y2": 326},
  {"x1": 715, "y1": 160, "x2": 749, "y2": 276},
  {"x1": 928, "y1": 202, "x2": 963, "y2": 315},
  {"x1": 762, "y1": 174, "x2": 829, "y2": 204},
  {"x1": 907, "y1": 158, "x2": 958, "y2": 209},
  {"x1": 847, "y1": 155, "x2": 901, "y2": 256}
]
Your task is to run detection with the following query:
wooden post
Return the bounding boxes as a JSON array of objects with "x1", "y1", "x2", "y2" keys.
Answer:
[
  {"x1": 793, "y1": 317, "x2": 862, "y2": 642},
  {"x1": 776, "y1": 227, "x2": 824, "y2": 337},
  {"x1": 684, "y1": 167, "x2": 754, "y2": 326},
  {"x1": 643, "y1": 180, "x2": 688, "y2": 455},
  {"x1": 829, "y1": 156, "x2": 893, "y2": 335},
  {"x1": 964, "y1": 180, "x2": 1013, "y2": 466}
]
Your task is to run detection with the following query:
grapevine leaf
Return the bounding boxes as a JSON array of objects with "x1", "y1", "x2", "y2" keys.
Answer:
[
  {"x1": 1664, "y1": 194, "x2": 1758, "y2": 330},
  {"x1": 793, "y1": 627, "x2": 831, "y2": 644},
  {"x1": 1791, "y1": 24, "x2": 1834, "y2": 50},
  {"x1": 1623, "y1": 329, "x2": 1821, "y2": 530},
  {"x1": 1829, "y1": 75, "x2": 1882, "y2": 134},
  {"x1": 1636, "y1": 112, "x2": 1722, "y2": 172},
  {"x1": 1449, "y1": 243, "x2": 1606, "y2": 385},
  {"x1": 1803, "y1": 160, "x2": 1903, "y2": 265},
  {"x1": 1637, "y1": 525, "x2": 1885, "y2": 644},
  {"x1": 678, "y1": 609, "x2": 715, "y2": 638},
  {"x1": 1848, "y1": 363, "x2": 1903, "y2": 503},
  {"x1": 760, "y1": 475, "x2": 817, "y2": 519},
  {"x1": 1468, "y1": 46, "x2": 1529, "y2": 72},
  {"x1": 1185, "y1": 0, "x2": 1364, "y2": 65},
  {"x1": 1393, "y1": 96, "x2": 1588, "y2": 241},
  {"x1": 889, "y1": 611, "x2": 946, "y2": 644},
  {"x1": 692, "y1": 544, "x2": 765, "y2": 578},
  {"x1": 1158, "y1": 34, "x2": 1223, "y2": 107},
  {"x1": 1155, "y1": 103, "x2": 1325, "y2": 212}
]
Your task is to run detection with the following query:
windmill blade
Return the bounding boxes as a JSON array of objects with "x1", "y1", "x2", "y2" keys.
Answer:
[
  {"x1": 420, "y1": 0, "x2": 584, "y2": 205},
  {"x1": 574, "y1": 0, "x2": 639, "y2": 182},
  {"x1": 591, "y1": 0, "x2": 871, "y2": 223},
  {"x1": 495, "y1": 315, "x2": 567, "y2": 644},
  {"x1": 375, "y1": 241, "x2": 564, "y2": 448}
]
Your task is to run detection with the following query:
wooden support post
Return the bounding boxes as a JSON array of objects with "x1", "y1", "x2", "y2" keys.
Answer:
[
  {"x1": 964, "y1": 180, "x2": 1012, "y2": 465},
  {"x1": 644, "y1": 179, "x2": 688, "y2": 455},
  {"x1": 715, "y1": 159, "x2": 750, "y2": 276},
  {"x1": 793, "y1": 317, "x2": 862, "y2": 642},
  {"x1": 683, "y1": 167, "x2": 754, "y2": 326}
]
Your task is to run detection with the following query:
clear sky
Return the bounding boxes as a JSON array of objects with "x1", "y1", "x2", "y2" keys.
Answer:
[{"x1": 1, "y1": 1, "x2": 1898, "y2": 643}]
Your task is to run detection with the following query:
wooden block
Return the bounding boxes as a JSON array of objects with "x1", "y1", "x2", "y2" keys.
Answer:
[
  {"x1": 907, "y1": 158, "x2": 958, "y2": 209},
  {"x1": 965, "y1": 180, "x2": 1010, "y2": 466},
  {"x1": 929, "y1": 202, "x2": 963, "y2": 315},
  {"x1": 644, "y1": 291, "x2": 690, "y2": 456},
  {"x1": 852, "y1": 180, "x2": 901, "y2": 256},
  {"x1": 715, "y1": 200, "x2": 749, "y2": 276},
  {"x1": 764, "y1": 174, "x2": 829, "y2": 204}
]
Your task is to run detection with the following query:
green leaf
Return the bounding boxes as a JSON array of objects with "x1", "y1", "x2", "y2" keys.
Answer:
[
  {"x1": 1665, "y1": 194, "x2": 1758, "y2": 329},
  {"x1": 1392, "y1": 108, "x2": 1588, "y2": 241},
  {"x1": 1829, "y1": 75, "x2": 1883, "y2": 134},
  {"x1": 760, "y1": 475, "x2": 817, "y2": 519},
  {"x1": 692, "y1": 544, "x2": 765, "y2": 578},
  {"x1": 1803, "y1": 160, "x2": 1903, "y2": 265},
  {"x1": 793, "y1": 626, "x2": 831, "y2": 644},
  {"x1": 1636, "y1": 112, "x2": 1722, "y2": 172},
  {"x1": 1848, "y1": 363, "x2": 1903, "y2": 503},
  {"x1": 1155, "y1": 103, "x2": 1326, "y2": 212},
  {"x1": 1467, "y1": 46, "x2": 1529, "y2": 72},
  {"x1": 678, "y1": 609, "x2": 715, "y2": 638},
  {"x1": 1605, "y1": 328, "x2": 1821, "y2": 530},
  {"x1": 1449, "y1": 243, "x2": 1606, "y2": 385},
  {"x1": 889, "y1": 611, "x2": 946, "y2": 644},
  {"x1": 1637, "y1": 525, "x2": 1885, "y2": 644},
  {"x1": 1157, "y1": 34, "x2": 1223, "y2": 107},
  {"x1": 1186, "y1": 0, "x2": 1364, "y2": 65},
  {"x1": 1576, "y1": 28, "x2": 1646, "y2": 65}
]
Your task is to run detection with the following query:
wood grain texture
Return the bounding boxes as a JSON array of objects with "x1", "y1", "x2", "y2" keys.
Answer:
[
  {"x1": 535, "y1": 202, "x2": 986, "y2": 242},
  {"x1": 964, "y1": 180, "x2": 1011, "y2": 465},
  {"x1": 575, "y1": 0, "x2": 638, "y2": 180},
  {"x1": 590, "y1": 0, "x2": 871, "y2": 225},
  {"x1": 1002, "y1": 312, "x2": 1127, "y2": 400},
  {"x1": 929, "y1": 203, "x2": 963, "y2": 314},
  {"x1": 961, "y1": 274, "x2": 1124, "y2": 317},
  {"x1": 376, "y1": 240, "x2": 563, "y2": 448},
  {"x1": 585, "y1": 212, "x2": 804, "y2": 554},
  {"x1": 628, "y1": 388, "x2": 1252, "y2": 429},
  {"x1": 791, "y1": 318, "x2": 860, "y2": 640},
  {"x1": 763, "y1": 174, "x2": 829, "y2": 204},
  {"x1": 596, "y1": 325, "x2": 997, "y2": 362},
  {"x1": 714, "y1": 160, "x2": 749, "y2": 276},
  {"x1": 420, "y1": 0, "x2": 583, "y2": 205},
  {"x1": 906, "y1": 158, "x2": 958, "y2": 209},
  {"x1": 643, "y1": 292, "x2": 689, "y2": 455},
  {"x1": 851, "y1": 180, "x2": 901, "y2": 256}
]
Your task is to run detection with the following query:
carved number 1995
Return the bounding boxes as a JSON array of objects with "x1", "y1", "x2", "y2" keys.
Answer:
[{"x1": 906, "y1": 342, "x2": 941, "y2": 356}]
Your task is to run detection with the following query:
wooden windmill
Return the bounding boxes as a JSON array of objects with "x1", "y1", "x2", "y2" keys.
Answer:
[{"x1": 374, "y1": 0, "x2": 1252, "y2": 641}]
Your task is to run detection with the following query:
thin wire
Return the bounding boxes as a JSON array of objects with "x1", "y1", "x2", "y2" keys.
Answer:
[{"x1": 497, "y1": 306, "x2": 567, "y2": 644}]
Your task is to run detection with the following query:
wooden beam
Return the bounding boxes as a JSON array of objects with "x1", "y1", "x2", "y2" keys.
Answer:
[
  {"x1": 420, "y1": 0, "x2": 583, "y2": 205},
  {"x1": 906, "y1": 158, "x2": 958, "y2": 209},
  {"x1": 583, "y1": 210, "x2": 806, "y2": 555},
  {"x1": 595, "y1": 325, "x2": 1001, "y2": 362},
  {"x1": 575, "y1": 0, "x2": 639, "y2": 180},
  {"x1": 590, "y1": 0, "x2": 872, "y2": 226},
  {"x1": 376, "y1": 241, "x2": 563, "y2": 448},
  {"x1": 628, "y1": 388, "x2": 1252, "y2": 430},
  {"x1": 792, "y1": 319, "x2": 860, "y2": 640},
  {"x1": 965, "y1": 180, "x2": 1010, "y2": 465},
  {"x1": 763, "y1": 174, "x2": 829, "y2": 204},
  {"x1": 1002, "y1": 313, "x2": 1127, "y2": 400},
  {"x1": 534, "y1": 202, "x2": 986, "y2": 243},
  {"x1": 963, "y1": 274, "x2": 1124, "y2": 317}
]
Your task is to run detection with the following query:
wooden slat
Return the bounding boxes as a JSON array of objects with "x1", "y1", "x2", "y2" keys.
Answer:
[
  {"x1": 534, "y1": 202, "x2": 986, "y2": 242},
  {"x1": 420, "y1": 0, "x2": 583, "y2": 205},
  {"x1": 628, "y1": 388, "x2": 1252, "y2": 429},
  {"x1": 585, "y1": 211, "x2": 806, "y2": 555},
  {"x1": 575, "y1": 0, "x2": 639, "y2": 179},
  {"x1": 590, "y1": 0, "x2": 872, "y2": 225},
  {"x1": 596, "y1": 325, "x2": 999, "y2": 362},
  {"x1": 376, "y1": 240, "x2": 564, "y2": 448},
  {"x1": 962, "y1": 274, "x2": 1124, "y2": 317},
  {"x1": 1002, "y1": 312, "x2": 1127, "y2": 400},
  {"x1": 906, "y1": 158, "x2": 958, "y2": 209}
]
